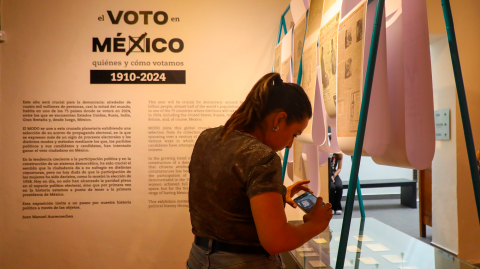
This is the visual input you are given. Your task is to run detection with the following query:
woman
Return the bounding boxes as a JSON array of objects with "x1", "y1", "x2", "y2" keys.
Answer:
[
  {"x1": 187, "y1": 73, "x2": 333, "y2": 269},
  {"x1": 328, "y1": 152, "x2": 343, "y2": 215}
]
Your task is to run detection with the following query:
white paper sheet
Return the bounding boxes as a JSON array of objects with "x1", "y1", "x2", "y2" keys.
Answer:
[
  {"x1": 297, "y1": 42, "x2": 326, "y2": 145},
  {"x1": 336, "y1": 0, "x2": 391, "y2": 157},
  {"x1": 292, "y1": 142, "x2": 320, "y2": 195},
  {"x1": 300, "y1": 43, "x2": 318, "y2": 137},
  {"x1": 274, "y1": 41, "x2": 282, "y2": 74},
  {"x1": 323, "y1": 0, "x2": 339, "y2": 15},
  {"x1": 293, "y1": 14, "x2": 307, "y2": 84},
  {"x1": 281, "y1": 29, "x2": 293, "y2": 63},
  {"x1": 353, "y1": 235, "x2": 373, "y2": 241},
  {"x1": 319, "y1": 1, "x2": 343, "y2": 120},
  {"x1": 281, "y1": 57, "x2": 292, "y2": 82},
  {"x1": 309, "y1": 260, "x2": 327, "y2": 267},
  {"x1": 303, "y1": 144, "x2": 320, "y2": 195},
  {"x1": 382, "y1": 254, "x2": 407, "y2": 263},
  {"x1": 280, "y1": 29, "x2": 293, "y2": 82},
  {"x1": 290, "y1": 0, "x2": 308, "y2": 24},
  {"x1": 359, "y1": 257, "x2": 379, "y2": 265},
  {"x1": 347, "y1": 246, "x2": 361, "y2": 252},
  {"x1": 316, "y1": 86, "x2": 342, "y2": 154},
  {"x1": 365, "y1": 243, "x2": 390, "y2": 251},
  {"x1": 319, "y1": 13, "x2": 340, "y2": 118},
  {"x1": 305, "y1": 0, "x2": 324, "y2": 39},
  {"x1": 316, "y1": 1, "x2": 344, "y2": 157},
  {"x1": 293, "y1": 140, "x2": 307, "y2": 181}
]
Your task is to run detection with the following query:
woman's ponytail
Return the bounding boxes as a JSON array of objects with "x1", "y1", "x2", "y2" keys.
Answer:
[{"x1": 222, "y1": 73, "x2": 311, "y2": 138}]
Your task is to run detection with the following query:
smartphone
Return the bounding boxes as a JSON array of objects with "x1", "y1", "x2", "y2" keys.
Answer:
[{"x1": 293, "y1": 192, "x2": 324, "y2": 213}]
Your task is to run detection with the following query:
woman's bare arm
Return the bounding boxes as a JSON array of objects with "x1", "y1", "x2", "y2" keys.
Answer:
[{"x1": 250, "y1": 192, "x2": 332, "y2": 254}]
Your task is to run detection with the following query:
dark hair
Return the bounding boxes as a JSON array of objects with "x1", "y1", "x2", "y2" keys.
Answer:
[{"x1": 222, "y1": 73, "x2": 312, "y2": 138}]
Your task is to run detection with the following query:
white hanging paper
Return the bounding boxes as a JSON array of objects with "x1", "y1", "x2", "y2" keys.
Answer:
[
  {"x1": 290, "y1": 0, "x2": 308, "y2": 24},
  {"x1": 280, "y1": 29, "x2": 293, "y2": 82},
  {"x1": 371, "y1": 0, "x2": 435, "y2": 169},
  {"x1": 336, "y1": 0, "x2": 391, "y2": 157}
]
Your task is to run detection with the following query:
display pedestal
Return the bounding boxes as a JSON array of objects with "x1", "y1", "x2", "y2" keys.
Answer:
[{"x1": 286, "y1": 218, "x2": 478, "y2": 269}]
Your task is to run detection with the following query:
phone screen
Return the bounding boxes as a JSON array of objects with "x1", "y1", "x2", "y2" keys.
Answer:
[{"x1": 293, "y1": 192, "x2": 317, "y2": 213}]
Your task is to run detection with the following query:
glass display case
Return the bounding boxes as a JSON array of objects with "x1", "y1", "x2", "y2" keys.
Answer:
[{"x1": 288, "y1": 218, "x2": 479, "y2": 269}]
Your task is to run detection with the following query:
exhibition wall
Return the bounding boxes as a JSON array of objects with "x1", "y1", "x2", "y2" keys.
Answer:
[
  {"x1": 426, "y1": 0, "x2": 480, "y2": 264},
  {"x1": 0, "y1": 0, "x2": 290, "y2": 268},
  {"x1": 1, "y1": 0, "x2": 479, "y2": 267},
  {"x1": 430, "y1": 34, "x2": 458, "y2": 255}
]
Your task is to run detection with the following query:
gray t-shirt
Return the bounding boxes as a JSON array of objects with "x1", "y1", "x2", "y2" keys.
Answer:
[{"x1": 189, "y1": 126, "x2": 286, "y2": 246}]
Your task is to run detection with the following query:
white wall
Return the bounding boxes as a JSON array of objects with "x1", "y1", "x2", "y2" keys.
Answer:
[
  {"x1": 339, "y1": 156, "x2": 413, "y2": 196},
  {"x1": 0, "y1": 1, "x2": 290, "y2": 268},
  {"x1": 429, "y1": 34, "x2": 458, "y2": 254}
]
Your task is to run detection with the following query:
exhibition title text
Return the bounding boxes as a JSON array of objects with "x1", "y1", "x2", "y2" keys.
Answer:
[{"x1": 93, "y1": 10, "x2": 184, "y2": 55}]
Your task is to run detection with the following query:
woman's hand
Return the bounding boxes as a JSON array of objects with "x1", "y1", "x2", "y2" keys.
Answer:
[
  {"x1": 286, "y1": 180, "x2": 313, "y2": 208},
  {"x1": 303, "y1": 197, "x2": 333, "y2": 233}
]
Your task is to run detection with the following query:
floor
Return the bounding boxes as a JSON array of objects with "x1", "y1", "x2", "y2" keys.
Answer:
[{"x1": 331, "y1": 198, "x2": 433, "y2": 245}]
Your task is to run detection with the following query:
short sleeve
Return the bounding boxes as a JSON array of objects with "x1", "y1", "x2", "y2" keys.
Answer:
[{"x1": 245, "y1": 152, "x2": 287, "y2": 199}]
